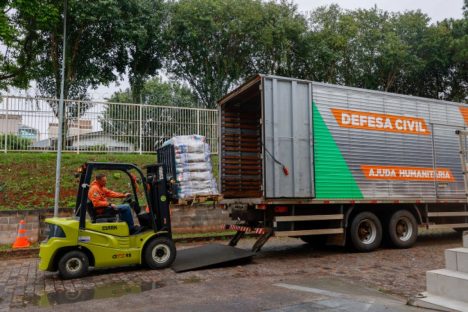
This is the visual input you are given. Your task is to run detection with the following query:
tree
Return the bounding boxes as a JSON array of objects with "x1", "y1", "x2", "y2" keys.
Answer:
[
  {"x1": 303, "y1": 5, "x2": 467, "y2": 101},
  {"x1": 166, "y1": 0, "x2": 257, "y2": 108},
  {"x1": 101, "y1": 77, "x2": 199, "y2": 151},
  {"x1": 0, "y1": 0, "x2": 59, "y2": 89},
  {"x1": 117, "y1": 0, "x2": 169, "y2": 103},
  {"x1": 446, "y1": 17, "x2": 468, "y2": 102},
  {"x1": 30, "y1": 0, "x2": 168, "y2": 145},
  {"x1": 246, "y1": 0, "x2": 309, "y2": 78},
  {"x1": 34, "y1": 0, "x2": 129, "y2": 101},
  {"x1": 166, "y1": 0, "x2": 308, "y2": 108},
  {"x1": 388, "y1": 15, "x2": 467, "y2": 101},
  {"x1": 2, "y1": 0, "x2": 466, "y2": 106},
  {"x1": 302, "y1": 5, "x2": 357, "y2": 84}
]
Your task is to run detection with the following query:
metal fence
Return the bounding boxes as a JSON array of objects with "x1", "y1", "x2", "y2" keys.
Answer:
[{"x1": 0, "y1": 95, "x2": 218, "y2": 154}]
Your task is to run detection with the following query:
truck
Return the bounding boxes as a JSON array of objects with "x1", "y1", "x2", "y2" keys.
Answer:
[{"x1": 217, "y1": 74, "x2": 468, "y2": 252}]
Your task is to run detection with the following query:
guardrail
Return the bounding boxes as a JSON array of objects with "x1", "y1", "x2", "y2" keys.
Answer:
[{"x1": 0, "y1": 95, "x2": 218, "y2": 154}]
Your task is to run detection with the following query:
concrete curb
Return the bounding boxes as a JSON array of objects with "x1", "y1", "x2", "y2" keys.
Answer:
[{"x1": 0, "y1": 247, "x2": 39, "y2": 259}]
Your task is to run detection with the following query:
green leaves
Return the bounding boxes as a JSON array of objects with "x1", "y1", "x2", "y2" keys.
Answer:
[
  {"x1": 1, "y1": 0, "x2": 168, "y2": 104},
  {"x1": 166, "y1": 0, "x2": 309, "y2": 108},
  {"x1": 0, "y1": 0, "x2": 59, "y2": 89},
  {"x1": 301, "y1": 5, "x2": 467, "y2": 101},
  {"x1": 0, "y1": 0, "x2": 466, "y2": 104}
]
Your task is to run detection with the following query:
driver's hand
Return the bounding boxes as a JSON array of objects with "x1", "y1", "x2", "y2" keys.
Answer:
[
  {"x1": 111, "y1": 204, "x2": 117, "y2": 209},
  {"x1": 124, "y1": 193, "x2": 131, "y2": 197}
]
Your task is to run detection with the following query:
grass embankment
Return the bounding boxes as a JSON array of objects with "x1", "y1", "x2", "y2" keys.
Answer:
[{"x1": 0, "y1": 152, "x2": 219, "y2": 210}]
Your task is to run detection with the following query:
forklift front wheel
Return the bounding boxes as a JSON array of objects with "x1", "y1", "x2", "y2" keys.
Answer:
[
  {"x1": 58, "y1": 250, "x2": 89, "y2": 279},
  {"x1": 144, "y1": 237, "x2": 176, "y2": 269}
]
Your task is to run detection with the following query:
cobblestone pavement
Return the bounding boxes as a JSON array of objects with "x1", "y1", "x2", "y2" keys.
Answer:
[{"x1": 0, "y1": 230, "x2": 462, "y2": 311}]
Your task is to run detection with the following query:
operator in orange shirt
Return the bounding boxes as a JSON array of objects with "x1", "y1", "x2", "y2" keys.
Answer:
[{"x1": 88, "y1": 173, "x2": 137, "y2": 233}]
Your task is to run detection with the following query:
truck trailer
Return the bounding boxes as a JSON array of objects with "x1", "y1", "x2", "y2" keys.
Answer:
[{"x1": 218, "y1": 74, "x2": 468, "y2": 252}]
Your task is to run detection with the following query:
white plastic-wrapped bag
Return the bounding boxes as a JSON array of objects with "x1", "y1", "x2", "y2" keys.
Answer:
[
  {"x1": 162, "y1": 135, "x2": 219, "y2": 199},
  {"x1": 175, "y1": 162, "x2": 212, "y2": 173}
]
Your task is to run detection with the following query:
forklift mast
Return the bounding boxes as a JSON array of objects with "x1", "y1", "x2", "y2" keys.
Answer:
[{"x1": 145, "y1": 164, "x2": 172, "y2": 236}]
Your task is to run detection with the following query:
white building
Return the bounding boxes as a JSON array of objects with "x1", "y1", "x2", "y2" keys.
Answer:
[
  {"x1": 32, "y1": 131, "x2": 135, "y2": 152},
  {"x1": 66, "y1": 131, "x2": 135, "y2": 152},
  {"x1": 0, "y1": 114, "x2": 22, "y2": 134},
  {"x1": 48, "y1": 119, "x2": 93, "y2": 138}
]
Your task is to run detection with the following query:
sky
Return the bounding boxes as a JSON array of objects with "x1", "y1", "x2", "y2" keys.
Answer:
[{"x1": 294, "y1": 0, "x2": 464, "y2": 22}]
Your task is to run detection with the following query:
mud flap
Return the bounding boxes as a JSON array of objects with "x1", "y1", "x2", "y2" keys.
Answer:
[{"x1": 172, "y1": 244, "x2": 254, "y2": 273}]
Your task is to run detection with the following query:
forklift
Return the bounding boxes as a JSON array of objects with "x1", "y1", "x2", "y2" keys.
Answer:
[
  {"x1": 39, "y1": 160, "x2": 259, "y2": 279},
  {"x1": 39, "y1": 162, "x2": 176, "y2": 279}
]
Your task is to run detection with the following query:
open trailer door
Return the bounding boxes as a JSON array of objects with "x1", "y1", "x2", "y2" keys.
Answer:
[{"x1": 262, "y1": 76, "x2": 315, "y2": 198}]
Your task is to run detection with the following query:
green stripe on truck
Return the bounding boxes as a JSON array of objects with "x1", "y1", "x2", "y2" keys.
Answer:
[{"x1": 313, "y1": 102, "x2": 363, "y2": 199}]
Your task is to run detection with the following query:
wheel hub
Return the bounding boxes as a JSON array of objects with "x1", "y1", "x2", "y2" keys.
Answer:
[
  {"x1": 152, "y1": 244, "x2": 170, "y2": 264},
  {"x1": 357, "y1": 219, "x2": 377, "y2": 244},
  {"x1": 66, "y1": 257, "x2": 82, "y2": 273},
  {"x1": 395, "y1": 217, "x2": 413, "y2": 241}
]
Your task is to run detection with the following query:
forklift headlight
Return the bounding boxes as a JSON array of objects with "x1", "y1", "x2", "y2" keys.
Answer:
[{"x1": 43, "y1": 224, "x2": 66, "y2": 242}]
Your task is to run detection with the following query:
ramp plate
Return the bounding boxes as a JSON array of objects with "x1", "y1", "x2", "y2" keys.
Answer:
[{"x1": 172, "y1": 244, "x2": 254, "y2": 273}]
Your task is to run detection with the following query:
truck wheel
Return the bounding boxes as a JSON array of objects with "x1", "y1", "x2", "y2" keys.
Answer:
[
  {"x1": 388, "y1": 210, "x2": 418, "y2": 248},
  {"x1": 144, "y1": 237, "x2": 176, "y2": 269},
  {"x1": 58, "y1": 250, "x2": 89, "y2": 279},
  {"x1": 350, "y1": 212, "x2": 382, "y2": 252}
]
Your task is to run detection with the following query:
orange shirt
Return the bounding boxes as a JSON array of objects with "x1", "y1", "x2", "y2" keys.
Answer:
[{"x1": 88, "y1": 180, "x2": 126, "y2": 207}]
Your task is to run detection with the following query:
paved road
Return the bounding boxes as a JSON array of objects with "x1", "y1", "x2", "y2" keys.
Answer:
[{"x1": 0, "y1": 230, "x2": 462, "y2": 311}]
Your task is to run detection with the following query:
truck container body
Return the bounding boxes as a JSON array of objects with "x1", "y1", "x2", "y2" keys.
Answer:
[
  {"x1": 219, "y1": 75, "x2": 467, "y2": 202},
  {"x1": 218, "y1": 74, "x2": 468, "y2": 251}
]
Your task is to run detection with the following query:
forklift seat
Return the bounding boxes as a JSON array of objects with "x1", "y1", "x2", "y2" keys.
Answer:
[{"x1": 86, "y1": 200, "x2": 118, "y2": 223}]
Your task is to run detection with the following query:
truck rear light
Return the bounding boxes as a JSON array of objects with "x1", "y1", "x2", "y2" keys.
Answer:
[
  {"x1": 274, "y1": 206, "x2": 288, "y2": 213},
  {"x1": 256, "y1": 204, "x2": 267, "y2": 210}
]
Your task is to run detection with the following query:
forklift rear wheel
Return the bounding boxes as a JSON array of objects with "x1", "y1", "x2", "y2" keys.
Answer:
[
  {"x1": 58, "y1": 250, "x2": 89, "y2": 279},
  {"x1": 144, "y1": 237, "x2": 176, "y2": 269}
]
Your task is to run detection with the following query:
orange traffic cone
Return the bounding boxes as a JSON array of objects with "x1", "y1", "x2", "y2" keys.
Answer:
[{"x1": 12, "y1": 220, "x2": 31, "y2": 249}]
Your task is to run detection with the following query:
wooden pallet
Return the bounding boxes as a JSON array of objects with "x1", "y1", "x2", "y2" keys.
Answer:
[{"x1": 173, "y1": 194, "x2": 224, "y2": 206}]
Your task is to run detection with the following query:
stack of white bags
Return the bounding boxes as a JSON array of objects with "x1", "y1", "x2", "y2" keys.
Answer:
[{"x1": 162, "y1": 135, "x2": 218, "y2": 199}]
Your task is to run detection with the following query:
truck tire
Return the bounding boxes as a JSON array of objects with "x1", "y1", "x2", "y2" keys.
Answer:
[
  {"x1": 58, "y1": 250, "x2": 89, "y2": 279},
  {"x1": 349, "y1": 211, "x2": 382, "y2": 252},
  {"x1": 388, "y1": 210, "x2": 418, "y2": 248},
  {"x1": 144, "y1": 236, "x2": 176, "y2": 269}
]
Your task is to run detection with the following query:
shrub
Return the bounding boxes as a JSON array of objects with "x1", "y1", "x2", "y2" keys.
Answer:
[{"x1": 0, "y1": 134, "x2": 32, "y2": 150}]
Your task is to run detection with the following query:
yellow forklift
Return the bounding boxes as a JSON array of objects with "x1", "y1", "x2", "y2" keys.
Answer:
[
  {"x1": 39, "y1": 161, "x2": 254, "y2": 279},
  {"x1": 39, "y1": 162, "x2": 176, "y2": 279}
]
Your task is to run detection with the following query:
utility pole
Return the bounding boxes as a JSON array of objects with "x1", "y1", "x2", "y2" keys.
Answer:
[{"x1": 54, "y1": 0, "x2": 67, "y2": 217}]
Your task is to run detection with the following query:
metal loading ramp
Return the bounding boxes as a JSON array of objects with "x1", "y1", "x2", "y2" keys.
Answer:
[{"x1": 172, "y1": 244, "x2": 254, "y2": 273}]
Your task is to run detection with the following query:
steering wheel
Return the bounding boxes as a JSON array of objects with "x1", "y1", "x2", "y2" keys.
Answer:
[
  {"x1": 122, "y1": 194, "x2": 141, "y2": 214},
  {"x1": 122, "y1": 194, "x2": 133, "y2": 204}
]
